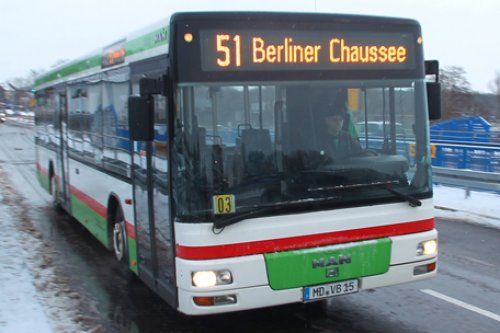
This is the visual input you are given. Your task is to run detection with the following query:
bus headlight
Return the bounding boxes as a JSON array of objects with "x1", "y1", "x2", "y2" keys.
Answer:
[
  {"x1": 417, "y1": 239, "x2": 438, "y2": 256},
  {"x1": 192, "y1": 270, "x2": 233, "y2": 287}
]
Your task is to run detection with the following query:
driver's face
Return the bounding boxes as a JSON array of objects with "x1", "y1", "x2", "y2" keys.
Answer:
[{"x1": 325, "y1": 115, "x2": 344, "y2": 135}]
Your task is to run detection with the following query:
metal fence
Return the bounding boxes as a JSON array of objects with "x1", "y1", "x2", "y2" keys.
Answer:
[
  {"x1": 430, "y1": 116, "x2": 500, "y2": 193},
  {"x1": 431, "y1": 141, "x2": 500, "y2": 172}
]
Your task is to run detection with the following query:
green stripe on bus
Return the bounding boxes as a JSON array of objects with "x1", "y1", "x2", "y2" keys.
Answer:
[
  {"x1": 70, "y1": 193, "x2": 138, "y2": 274},
  {"x1": 37, "y1": 169, "x2": 50, "y2": 193},
  {"x1": 128, "y1": 237, "x2": 138, "y2": 274},
  {"x1": 70, "y1": 194, "x2": 109, "y2": 247},
  {"x1": 264, "y1": 238, "x2": 391, "y2": 290},
  {"x1": 125, "y1": 26, "x2": 169, "y2": 57},
  {"x1": 35, "y1": 25, "x2": 169, "y2": 87},
  {"x1": 35, "y1": 55, "x2": 102, "y2": 86}
]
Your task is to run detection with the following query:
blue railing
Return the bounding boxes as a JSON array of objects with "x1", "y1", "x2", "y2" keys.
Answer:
[
  {"x1": 431, "y1": 142, "x2": 500, "y2": 172},
  {"x1": 430, "y1": 116, "x2": 500, "y2": 172},
  {"x1": 430, "y1": 115, "x2": 493, "y2": 143}
]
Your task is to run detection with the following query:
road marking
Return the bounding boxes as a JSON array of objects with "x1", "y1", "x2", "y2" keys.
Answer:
[
  {"x1": 458, "y1": 255, "x2": 495, "y2": 268},
  {"x1": 421, "y1": 289, "x2": 500, "y2": 323}
]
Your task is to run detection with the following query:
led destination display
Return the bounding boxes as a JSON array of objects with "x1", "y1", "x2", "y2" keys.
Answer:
[{"x1": 199, "y1": 30, "x2": 416, "y2": 72}]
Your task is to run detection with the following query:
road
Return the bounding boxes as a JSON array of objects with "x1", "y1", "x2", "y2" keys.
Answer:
[{"x1": 1, "y1": 119, "x2": 499, "y2": 333}]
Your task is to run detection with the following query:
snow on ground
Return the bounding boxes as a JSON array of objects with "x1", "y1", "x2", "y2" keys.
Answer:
[
  {"x1": 0, "y1": 159, "x2": 498, "y2": 332},
  {"x1": 433, "y1": 185, "x2": 500, "y2": 229},
  {"x1": 0, "y1": 168, "x2": 84, "y2": 333},
  {"x1": 0, "y1": 192, "x2": 53, "y2": 332}
]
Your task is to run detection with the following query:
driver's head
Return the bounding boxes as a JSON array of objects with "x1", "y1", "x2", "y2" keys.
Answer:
[{"x1": 325, "y1": 107, "x2": 346, "y2": 136}]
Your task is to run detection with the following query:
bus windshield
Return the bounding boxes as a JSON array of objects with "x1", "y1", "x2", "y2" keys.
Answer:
[{"x1": 172, "y1": 79, "x2": 432, "y2": 225}]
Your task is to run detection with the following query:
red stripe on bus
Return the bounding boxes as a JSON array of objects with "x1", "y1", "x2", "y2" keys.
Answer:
[
  {"x1": 70, "y1": 185, "x2": 108, "y2": 219},
  {"x1": 69, "y1": 185, "x2": 136, "y2": 240},
  {"x1": 36, "y1": 162, "x2": 49, "y2": 176},
  {"x1": 175, "y1": 218, "x2": 435, "y2": 260},
  {"x1": 126, "y1": 222, "x2": 136, "y2": 240}
]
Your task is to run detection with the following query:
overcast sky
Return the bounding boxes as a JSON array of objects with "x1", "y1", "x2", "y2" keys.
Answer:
[{"x1": 1, "y1": 0, "x2": 499, "y2": 92}]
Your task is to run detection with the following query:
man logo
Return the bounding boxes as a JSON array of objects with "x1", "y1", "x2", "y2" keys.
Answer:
[
  {"x1": 312, "y1": 254, "x2": 352, "y2": 279},
  {"x1": 312, "y1": 255, "x2": 352, "y2": 269}
]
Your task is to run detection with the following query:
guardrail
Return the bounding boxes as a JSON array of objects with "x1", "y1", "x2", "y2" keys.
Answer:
[
  {"x1": 430, "y1": 123, "x2": 500, "y2": 194},
  {"x1": 432, "y1": 166, "x2": 500, "y2": 195},
  {"x1": 431, "y1": 141, "x2": 500, "y2": 172},
  {"x1": 430, "y1": 121, "x2": 500, "y2": 173}
]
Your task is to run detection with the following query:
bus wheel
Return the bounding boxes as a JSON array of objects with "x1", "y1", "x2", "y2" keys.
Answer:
[
  {"x1": 50, "y1": 176, "x2": 62, "y2": 212},
  {"x1": 112, "y1": 210, "x2": 128, "y2": 264}
]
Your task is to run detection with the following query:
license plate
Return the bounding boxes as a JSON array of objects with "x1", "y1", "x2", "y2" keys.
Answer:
[{"x1": 303, "y1": 279, "x2": 359, "y2": 302}]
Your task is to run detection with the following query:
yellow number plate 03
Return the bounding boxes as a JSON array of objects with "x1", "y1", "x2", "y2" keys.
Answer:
[{"x1": 213, "y1": 195, "x2": 236, "y2": 215}]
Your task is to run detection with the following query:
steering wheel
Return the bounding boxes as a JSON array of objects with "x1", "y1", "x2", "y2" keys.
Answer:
[{"x1": 358, "y1": 148, "x2": 379, "y2": 156}]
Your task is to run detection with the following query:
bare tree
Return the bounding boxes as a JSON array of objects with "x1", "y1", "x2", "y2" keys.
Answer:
[
  {"x1": 489, "y1": 71, "x2": 500, "y2": 95},
  {"x1": 0, "y1": 60, "x2": 66, "y2": 112},
  {"x1": 440, "y1": 66, "x2": 487, "y2": 120},
  {"x1": 488, "y1": 72, "x2": 500, "y2": 124},
  {"x1": 441, "y1": 66, "x2": 471, "y2": 93}
]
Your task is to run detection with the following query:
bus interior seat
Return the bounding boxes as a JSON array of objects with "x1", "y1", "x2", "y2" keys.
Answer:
[
  {"x1": 197, "y1": 127, "x2": 207, "y2": 149},
  {"x1": 240, "y1": 128, "x2": 273, "y2": 177}
]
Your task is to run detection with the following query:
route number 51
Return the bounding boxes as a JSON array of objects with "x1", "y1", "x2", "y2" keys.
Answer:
[{"x1": 216, "y1": 34, "x2": 241, "y2": 68}]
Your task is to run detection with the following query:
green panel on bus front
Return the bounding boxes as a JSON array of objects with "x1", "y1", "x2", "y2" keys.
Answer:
[{"x1": 264, "y1": 238, "x2": 391, "y2": 290}]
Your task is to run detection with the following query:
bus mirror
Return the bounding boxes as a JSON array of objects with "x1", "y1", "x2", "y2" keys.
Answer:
[
  {"x1": 427, "y1": 82, "x2": 442, "y2": 120},
  {"x1": 425, "y1": 60, "x2": 441, "y2": 120},
  {"x1": 128, "y1": 96, "x2": 154, "y2": 141}
]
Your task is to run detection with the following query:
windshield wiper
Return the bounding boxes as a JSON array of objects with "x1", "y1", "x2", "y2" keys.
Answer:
[
  {"x1": 213, "y1": 178, "x2": 421, "y2": 229},
  {"x1": 309, "y1": 180, "x2": 422, "y2": 207},
  {"x1": 307, "y1": 179, "x2": 397, "y2": 192},
  {"x1": 383, "y1": 185, "x2": 422, "y2": 207},
  {"x1": 213, "y1": 196, "x2": 339, "y2": 229},
  {"x1": 213, "y1": 205, "x2": 281, "y2": 229}
]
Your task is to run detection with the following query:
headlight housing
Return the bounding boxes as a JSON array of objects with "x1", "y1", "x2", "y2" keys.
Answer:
[
  {"x1": 417, "y1": 239, "x2": 438, "y2": 256},
  {"x1": 192, "y1": 270, "x2": 233, "y2": 288}
]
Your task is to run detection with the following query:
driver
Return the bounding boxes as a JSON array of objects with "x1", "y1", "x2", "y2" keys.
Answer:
[{"x1": 324, "y1": 106, "x2": 362, "y2": 159}]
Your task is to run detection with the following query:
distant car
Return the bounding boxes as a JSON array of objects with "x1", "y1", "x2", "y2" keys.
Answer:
[
  {"x1": 0, "y1": 112, "x2": 6, "y2": 123},
  {"x1": 356, "y1": 121, "x2": 406, "y2": 137}
]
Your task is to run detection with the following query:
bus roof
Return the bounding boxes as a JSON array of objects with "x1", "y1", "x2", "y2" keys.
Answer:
[
  {"x1": 34, "y1": 17, "x2": 170, "y2": 89},
  {"x1": 34, "y1": 11, "x2": 421, "y2": 89}
]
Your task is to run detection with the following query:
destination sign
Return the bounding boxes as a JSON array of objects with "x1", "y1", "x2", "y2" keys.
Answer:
[
  {"x1": 199, "y1": 30, "x2": 416, "y2": 71},
  {"x1": 102, "y1": 39, "x2": 126, "y2": 68}
]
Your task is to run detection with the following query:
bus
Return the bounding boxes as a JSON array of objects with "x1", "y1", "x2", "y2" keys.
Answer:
[{"x1": 34, "y1": 11, "x2": 441, "y2": 315}]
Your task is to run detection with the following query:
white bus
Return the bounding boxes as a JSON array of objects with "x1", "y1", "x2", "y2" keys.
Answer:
[{"x1": 34, "y1": 11, "x2": 441, "y2": 315}]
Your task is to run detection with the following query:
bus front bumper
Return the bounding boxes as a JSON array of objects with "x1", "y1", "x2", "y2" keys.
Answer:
[{"x1": 176, "y1": 229, "x2": 437, "y2": 315}]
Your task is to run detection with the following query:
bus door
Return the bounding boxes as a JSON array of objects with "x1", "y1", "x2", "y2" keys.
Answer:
[
  {"x1": 57, "y1": 92, "x2": 71, "y2": 210},
  {"x1": 130, "y1": 62, "x2": 176, "y2": 307}
]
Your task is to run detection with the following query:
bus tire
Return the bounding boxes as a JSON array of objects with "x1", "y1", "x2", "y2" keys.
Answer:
[{"x1": 112, "y1": 207, "x2": 128, "y2": 265}]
